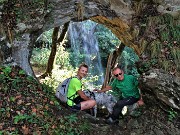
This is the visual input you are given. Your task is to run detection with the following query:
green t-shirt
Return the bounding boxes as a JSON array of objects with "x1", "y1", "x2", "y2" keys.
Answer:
[
  {"x1": 67, "y1": 77, "x2": 82, "y2": 106},
  {"x1": 110, "y1": 74, "x2": 140, "y2": 99}
]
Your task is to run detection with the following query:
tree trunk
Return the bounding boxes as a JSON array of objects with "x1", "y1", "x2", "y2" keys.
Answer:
[
  {"x1": 12, "y1": 33, "x2": 35, "y2": 77},
  {"x1": 57, "y1": 22, "x2": 70, "y2": 44},
  {"x1": 40, "y1": 22, "x2": 70, "y2": 78},
  {"x1": 39, "y1": 27, "x2": 59, "y2": 78},
  {"x1": 102, "y1": 43, "x2": 125, "y2": 89}
]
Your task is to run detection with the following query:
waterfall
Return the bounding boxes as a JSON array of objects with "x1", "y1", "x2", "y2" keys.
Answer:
[
  {"x1": 68, "y1": 20, "x2": 104, "y2": 87},
  {"x1": 68, "y1": 22, "x2": 81, "y2": 67}
]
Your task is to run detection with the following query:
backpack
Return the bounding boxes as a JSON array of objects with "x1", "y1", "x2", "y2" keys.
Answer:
[{"x1": 55, "y1": 77, "x2": 76, "y2": 103}]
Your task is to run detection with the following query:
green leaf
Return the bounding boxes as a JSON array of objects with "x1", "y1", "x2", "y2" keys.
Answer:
[
  {"x1": 10, "y1": 97, "x2": 16, "y2": 102},
  {"x1": 2, "y1": 66, "x2": 12, "y2": 77},
  {"x1": 19, "y1": 70, "x2": 26, "y2": 75}
]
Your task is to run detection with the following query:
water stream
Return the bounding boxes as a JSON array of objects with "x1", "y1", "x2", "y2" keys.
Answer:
[{"x1": 68, "y1": 20, "x2": 104, "y2": 88}]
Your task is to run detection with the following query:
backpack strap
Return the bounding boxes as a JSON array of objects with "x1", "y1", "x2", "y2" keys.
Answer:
[{"x1": 66, "y1": 76, "x2": 80, "y2": 103}]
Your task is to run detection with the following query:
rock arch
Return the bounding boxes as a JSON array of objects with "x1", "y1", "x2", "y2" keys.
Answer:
[
  {"x1": 0, "y1": 0, "x2": 179, "y2": 111},
  {"x1": 1, "y1": 0, "x2": 179, "y2": 74}
]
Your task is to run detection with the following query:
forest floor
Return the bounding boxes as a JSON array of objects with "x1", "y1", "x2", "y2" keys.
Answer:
[{"x1": 0, "y1": 65, "x2": 180, "y2": 135}]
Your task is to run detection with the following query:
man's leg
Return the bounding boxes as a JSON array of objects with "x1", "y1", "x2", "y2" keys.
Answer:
[
  {"x1": 111, "y1": 97, "x2": 139, "y2": 120},
  {"x1": 80, "y1": 99, "x2": 96, "y2": 110}
]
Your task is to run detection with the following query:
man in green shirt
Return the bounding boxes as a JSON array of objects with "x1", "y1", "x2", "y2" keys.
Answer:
[
  {"x1": 67, "y1": 63, "x2": 96, "y2": 111},
  {"x1": 94, "y1": 67, "x2": 140, "y2": 124}
]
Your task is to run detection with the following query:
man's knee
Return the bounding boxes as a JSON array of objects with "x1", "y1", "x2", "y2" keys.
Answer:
[
  {"x1": 115, "y1": 101, "x2": 124, "y2": 108},
  {"x1": 80, "y1": 100, "x2": 96, "y2": 110},
  {"x1": 90, "y1": 99, "x2": 96, "y2": 106},
  {"x1": 85, "y1": 99, "x2": 96, "y2": 108}
]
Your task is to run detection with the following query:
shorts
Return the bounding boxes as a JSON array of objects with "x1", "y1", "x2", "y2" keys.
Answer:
[
  {"x1": 71, "y1": 103, "x2": 81, "y2": 111},
  {"x1": 70, "y1": 96, "x2": 85, "y2": 111}
]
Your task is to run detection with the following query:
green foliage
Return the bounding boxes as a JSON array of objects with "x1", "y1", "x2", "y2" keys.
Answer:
[
  {"x1": 55, "y1": 46, "x2": 72, "y2": 70},
  {"x1": 150, "y1": 40, "x2": 162, "y2": 58},
  {"x1": 168, "y1": 108, "x2": 178, "y2": 121},
  {"x1": 161, "y1": 60, "x2": 170, "y2": 71},
  {"x1": 137, "y1": 59, "x2": 158, "y2": 74},
  {"x1": 95, "y1": 23, "x2": 120, "y2": 60},
  {"x1": 78, "y1": 120, "x2": 91, "y2": 134},
  {"x1": 14, "y1": 114, "x2": 31, "y2": 124},
  {"x1": 0, "y1": 65, "x2": 92, "y2": 134},
  {"x1": 31, "y1": 38, "x2": 72, "y2": 71},
  {"x1": 1, "y1": 0, "x2": 46, "y2": 31},
  {"x1": 159, "y1": 14, "x2": 178, "y2": 41},
  {"x1": 31, "y1": 48, "x2": 51, "y2": 67},
  {"x1": 1, "y1": 66, "x2": 12, "y2": 77},
  {"x1": 68, "y1": 50, "x2": 84, "y2": 68},
  {"x1": 43, "y1": 76, "x2": 60, "y2": 90},
  {"x1": 0, "y1": 66, "x2": 30, "y2": 89},
  {"x1": 19, "y1": 69, "x2": 26, "y2": 75},
  {"x1": 0, "y1": 0, "x2": 7, "y2": 4},
  {"x1": 82, "y1": 74, "x2": 103, "y2": 90},
  {"x1": 51, "y1": 115, "x2": 91, "y2": 135},
  {"x1": 36, "y1": 29, "x2": 53, "y2": 47},
  {"x1": 65, "y1": 114, "x2": 78, "y2": 124},
  {"x1": 118, "y1": 47, "x2": 139, "y2": 76},
  {"x1": 44, "y1": 66, "x2": 75, "y2": 89},
  {"x1": 139, "y1": 13, "x2": 180, "y2": 73},
  {"x1": 171, "y1": 47, "x2": 180, "y2": 70}
]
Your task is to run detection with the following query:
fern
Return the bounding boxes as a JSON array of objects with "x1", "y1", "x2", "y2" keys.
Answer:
[
  {"x1": 161, "y1": 60, "x2": 170, "y2": 71},
  {"x1": 171, "y1": 47, "x2": 180, "y2": 71},
  {"x1": 150, "y1": 40, "x2": 162, "y2": 58},
  {"x1": 171, "y1": 47, "x2": 180, "y2": 60},
  {"x1": 160, "y1": 30, "x2": 170, "y2": 41}
]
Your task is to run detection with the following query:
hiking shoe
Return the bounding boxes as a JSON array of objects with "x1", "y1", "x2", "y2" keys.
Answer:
[
  {"x1": 105, "y1": 117, "x2": 119, "y2": 125},
  {"x1": 105, "y1": 114, "x2": 110, "y2": 119}
]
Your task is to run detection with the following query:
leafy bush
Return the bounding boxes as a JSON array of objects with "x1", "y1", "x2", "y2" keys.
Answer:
[
  {"x1": 168, "y1": 108, "x2": 178, "y2": 122},
  {"x1": 118, "y1": 46, "x2": 139, "y2": 77},
  {"x1": 95, "y1": 23, "x2": 120, "y2": 66},
  {"x1": 55, "y1": 46, "x2": 73, "y2": 70},
  {"x1": 31, "y1": 48, "x2": 51, "y2": 67}
]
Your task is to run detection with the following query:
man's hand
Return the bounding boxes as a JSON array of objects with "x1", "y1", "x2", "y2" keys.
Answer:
[
  {"x1": 93, "y1": 89, "x2": 102, "y2": 93},
  {"x1": 93, "y1": 89, "x2": 98, "y2": 91},
  {"x1": 137, "y1": 95, "x2": 144, "y2": 106},
  {"x1": 93, "y1": 85, "x2": 112, "y2": 93}
]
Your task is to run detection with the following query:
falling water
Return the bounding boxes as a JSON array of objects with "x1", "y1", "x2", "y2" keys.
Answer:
[
  {"x1": 68, "y1": 20, "x2": 104, "y2": 87},
  {"x1": 68, "y1": 22, "x2": 81, "y2": 66}
]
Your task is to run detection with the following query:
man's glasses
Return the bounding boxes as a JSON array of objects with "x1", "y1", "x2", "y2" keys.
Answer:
[{"x1": 114, "y1": 73, "x2": 122, "y2": 77}]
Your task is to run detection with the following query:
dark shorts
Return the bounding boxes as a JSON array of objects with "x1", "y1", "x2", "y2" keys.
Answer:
[
  {"x1": 70, "y1": 96, "x2": 85, "y2": 111},
  {"x1": 71, "y1": 104, "x2": 81, "y2": 110}
]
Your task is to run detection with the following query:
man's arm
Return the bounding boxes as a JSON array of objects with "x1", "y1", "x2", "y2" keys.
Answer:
[
  {"x1": 77, "y1": 90, "x2": 90, "y2": 100},
  {"x1": 94, "y1": 85, "x2": 112, "y2": 93}
]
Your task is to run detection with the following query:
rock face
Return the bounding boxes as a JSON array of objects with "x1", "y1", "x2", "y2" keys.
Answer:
[
  {"x1": 0, "y1": 0, "x2": 179, "y2": 73},
  {"x1": 139, "y1": 69, "x2": 180, "y2": 111}
]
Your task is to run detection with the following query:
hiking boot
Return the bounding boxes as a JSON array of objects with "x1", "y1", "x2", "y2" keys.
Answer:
[
  {"x1": 105, "y1": 114, "x2": 110, "y2": 119},
  {"x1": 105, "y1": 117, "x2": 119, "y2": 125}
]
